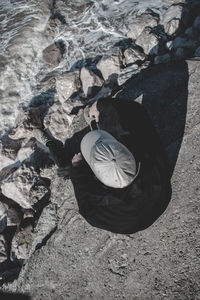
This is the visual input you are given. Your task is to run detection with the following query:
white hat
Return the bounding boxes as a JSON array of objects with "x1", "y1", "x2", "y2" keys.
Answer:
[{"x1": 81, "y1": 130, "x2": 137, "y2": 188}]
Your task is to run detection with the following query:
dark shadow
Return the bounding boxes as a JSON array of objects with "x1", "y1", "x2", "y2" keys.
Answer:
[
  {"x1": 0, "y1": 291, "x2": 31, "y2": 300},
  {"x1": 117, "y1": 60, "x2": 188, "y2": 177}
]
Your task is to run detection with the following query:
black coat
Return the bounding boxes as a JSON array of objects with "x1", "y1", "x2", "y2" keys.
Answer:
[{"x1": 71, "y1": 99, "x2": 171, "y2": 234}]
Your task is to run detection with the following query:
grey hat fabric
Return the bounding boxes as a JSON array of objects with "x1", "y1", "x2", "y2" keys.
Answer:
[{"x1": 81, "y1": 130, "x2": 137, "y2": 188}]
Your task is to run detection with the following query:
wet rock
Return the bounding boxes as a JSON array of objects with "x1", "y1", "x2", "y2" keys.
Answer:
[
  {"x1": 154, "y1": 54, "x2": 171, "y2": 64},
  {"x1": 194, "y1": 46, "x2": 200, "y2": 57},
  {"x1": 1, "y1": 165, "x2": 48, "y2": 209},
  {"x1": 56, "y1": 71, "x2": 81, "y2": 103},
  {"x1": 0, "y1": 202, "x2": 8, "y2": 233},
  {"x1": 17, "y1": 140, "x2": 35, "y2": 162},
  {"x1": 10, "y1": 225, "x2": 33, "y2": 261},
  {"x1": 0, "y1": 235, "x2": 8, "y2": 263},
  {"x1": 42, "y1": 42, "x2": 63, "y2": 66},
  {"x1": 136, "y1": 28, "x2": 159, "y2": 55},
  {"x1": 118, "y1": 64, "x2": 139, "y2": 86},
  {"x1": 80, "y1": 67, "x2": 103, "y2": 97},
  {"x1": 96, "y1": 55, "x2": 121, "y2": 81},
  {"x1": 127, "y1": 12, "x2": 158, "y2": 40},
  {"x1": 43, "y1": 101, "x2": 75, "y2": 142},
  {"x1": 8, "y1": 105, "x2": 46, "y2": 141},
  {"x1": 0, "y1": 162, "x2": 21, "y2": 187},
  {"x1": 123, "y1": 48, "x2": 146, "y2": 66},
  {"x1": 161, "y1": 5, "x2": 184, "y2": 35},
  {"x1": 0, "y1": 135, "x2": 22, "y2": 162}
]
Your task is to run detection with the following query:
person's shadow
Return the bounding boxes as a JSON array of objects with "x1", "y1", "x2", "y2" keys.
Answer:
[{"x1": 117, "y1": 60, "x2": 188, "y2": 177}]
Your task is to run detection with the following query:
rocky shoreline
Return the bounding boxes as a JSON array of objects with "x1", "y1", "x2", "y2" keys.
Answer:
[{"x1": 0, "y1": 0, "x2": 200, "y2": 299}]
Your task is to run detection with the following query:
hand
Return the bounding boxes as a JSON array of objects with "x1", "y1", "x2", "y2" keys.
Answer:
[{"x1": 72, "y1": 153, "x2": 82, "y2": 167}]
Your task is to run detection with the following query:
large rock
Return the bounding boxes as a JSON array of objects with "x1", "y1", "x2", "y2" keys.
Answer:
[
  {"x1": 123, "y1": 48, "x2": 146, "y2": 66},
  {"x1": 193, "y1": 16, "x2": 200, "y2": 33},
  {"x1": 96, "y1": 55, "x2": 121, "y2": 81},
  {"x1": 80, "y1": 67, "x2": 103, "y2": 97},
  {"x1": 172, "y1": 37, "x2": 196, "y2": 50},
  {"x1": 127, "y1": 12, "x2": 158, "y2": 40},
  {"x1": 56, "y1": 71, "x2": 81, "y2": 103},
  {"x1": 161, "y1": 4, "x2": 184, "y2": 35},
  {"x1": 135, "y1": 28, "x2": 159, "y2": 55},
  {"x1": 42, "y1": 42, "x2": 64, "y2": 66},
  {"x1": 1, "y1": 165, "x2": 48, "y2": 209},
  {"x1": 43, "y1": 101, "x2": 75, "y2": 142},
  {"x1": 10, "y1": 225, "x2": 34, "y2": 261}
]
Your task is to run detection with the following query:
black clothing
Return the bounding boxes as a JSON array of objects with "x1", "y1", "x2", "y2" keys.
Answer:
[{"x1": 48, "y1": 99, "x2": 171, "y2": 234}]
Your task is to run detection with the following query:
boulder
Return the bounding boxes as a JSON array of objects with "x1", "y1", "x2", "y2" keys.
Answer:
[
  {"x1": 174, "y1": 48, "x2": 188, "y2": 60},
  {"x1": 135, "y1": 28, "x2": 159, "y2": 55},
  {"x1": 118, "y1": 64, "x2": 139, "y2": 86},
  {"x1": 17, "y1": 140, "x2": 35, "y2": 162},
  {"x1": 8, "y1": 105, "x2": 46, "y2": 141},
  {"x1": 123, "y1": 48, "x2": 146, "y2": 66},
  {"x1": 1, "y1": 165, "x2": 48, "y2": 209},
  {"x1": 0, "y1": 234, "x2": 8, "y2": 263},
  {"x1": 10, "y1": 225, "x2": 33, "y2": 261},
  {"x1": 43, "y1": 101, "x2": 75, "y2": 142},
  {"x1": 56, "y1": 71, "x2": 81, "y2": 103},
  {"x1": 154, "y1": 54, "x2": 171, "y2": 64},
  {"x1": 80, "y1": 67, "x2": 103, "y2": 97},
  {"x1": 96, "y1": 55, "x2": 121, "y2": 81},
  {"x1": 42, "y1": 43, "x2": 63, "y2": 66},
  {"x1": 161, "y1": 5, "x2": 183, "y2": 35},
  {"x1": 127, "y1": 12, "x2": 158, "y2": 40}
]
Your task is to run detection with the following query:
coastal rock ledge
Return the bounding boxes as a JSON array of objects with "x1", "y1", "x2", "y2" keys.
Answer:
[{"x1": 0, "y1": 1, "x2": 200, "y2": 299}]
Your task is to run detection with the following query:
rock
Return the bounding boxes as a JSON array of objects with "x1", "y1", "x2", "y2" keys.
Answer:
[
  {"x1": 80, "y1": 67, "x2": 103, "y2": 97},
  {"x1": 10, "y1": 225, "x2": 33, "y2": 261},
  {"x1": 0, "y1": 135, "x2": 22, "y2": 162},
  {"x1": 193, "y1": 16, "x2": 200, "y2": 33},
  {"x1": 0, "y1": 202, "x2": 8, "y2": 233},
  {"x1": 56, "y1": 71, "x2": 81, "y2": 104},
  {"x1": 0, "y1": 235, "x2": 8, "y2": 263},
  {"x1": 118, "y1": 64, "x2": 139, "y2": 86},
  {"x1": 7, "y1": 207, "x2": 22, "y2": 227},
  {"x1": 123, "y1": 48, "x2": 146, "y2": 66},
  {"x1": 172, "y1": 37, "x2": 196, "y2": 50},
  {"x1": 154, "y1": 54, "x2": 171, "y2": 64},
  {"x1": 174, "y1": 48, "x2": 187, "y2": 60},
  {"x1": 127, "y1": 12, "x2": 158, "y2": 40},
  {"x1": 17, "y1": 140, "x2": 35, "y2": 162},
  {"x1": 165, "y1": 19, "x2": 181, "y2": 36},
  {"x1": 96, "y1": 55, "x2": 121, "y2": 81},
  {"x1": 43, "y1": 101, "x2": 75, "y2": 142},
  {"x1": 0, "y1": 162, "x2": 21, "y2": 187},
  {"x1": 23, "y1": 209, "x2": 34, "y2": 220},
  {"x1": 1, "y1": 165, "x2": 48, "y2": 209},
  {"x1": 42, "y1": 42, "x2": 63, "y2": 66},
  {"x1": 8, "y1": 105, "x2": 46, "y2": 141},
  {"x1": 30, "y1": 204, "x2": 57, "y2": 254},
  {"x1": 136, "y1": 28, "x2": 159, "y2": 55},
  {"x1": 161, "y1": 5, "x2": 183, "y2": 35},
  {"x1": 194, "y1": 46, "x2": 200, "y2": 57}
]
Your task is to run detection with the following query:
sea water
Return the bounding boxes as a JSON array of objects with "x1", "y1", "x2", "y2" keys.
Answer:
[{"x1": 0, "y1": 0, "x2": 169, "y2": 137}]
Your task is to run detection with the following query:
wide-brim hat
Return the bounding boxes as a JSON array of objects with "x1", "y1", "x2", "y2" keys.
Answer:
[{"x1": 81, "y1": 130, "x2": 137, "y2": 188}]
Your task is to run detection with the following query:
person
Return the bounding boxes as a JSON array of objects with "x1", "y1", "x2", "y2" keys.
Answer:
[{"x1": 38, "y1": 97, "x2": 171, "y2": 234}]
